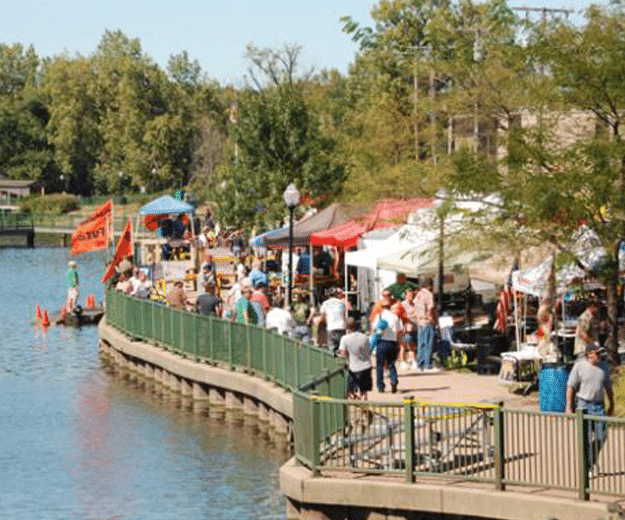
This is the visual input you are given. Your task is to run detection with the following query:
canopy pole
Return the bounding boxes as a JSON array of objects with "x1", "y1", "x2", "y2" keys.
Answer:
[
  {"x1": 344, "y1": 249, "x2": 348, "y2": 322},
  {"x1": 514, "y1": 292, "x2": 521, "y2": 351},
  {"x1": 309, "y1": 243, "x2": 314, "y2": 309}
]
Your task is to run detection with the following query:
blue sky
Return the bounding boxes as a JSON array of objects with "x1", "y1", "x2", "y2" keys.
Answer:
[{"x1": 2, "y1": 0, "x2": 591, "y2": 86}]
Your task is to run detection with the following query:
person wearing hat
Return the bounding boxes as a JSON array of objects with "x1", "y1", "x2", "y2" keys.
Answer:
[
  {"x1": 566, "y1": 342, "x2": 614, "y2": 468},
  {"x1": 66, "y1": 260, "x2": 79, "y2": 311}
]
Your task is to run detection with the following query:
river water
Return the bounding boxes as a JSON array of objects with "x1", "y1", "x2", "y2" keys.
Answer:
[{"x1": 0, "y1": 248, "x2": 288, "y2": 520}]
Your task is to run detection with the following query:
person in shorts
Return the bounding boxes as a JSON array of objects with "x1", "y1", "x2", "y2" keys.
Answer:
[
  {"x1": 338, "y1": 317, "x2": 372, "y2": 400},
  {"x1": 66, "y1": 260, "x2": 79, "y2": 310}
]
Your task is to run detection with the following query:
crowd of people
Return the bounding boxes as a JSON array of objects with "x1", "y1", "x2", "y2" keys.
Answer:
[{"x1": 95, "y1": 206, "x2": 618, "y2": 447}]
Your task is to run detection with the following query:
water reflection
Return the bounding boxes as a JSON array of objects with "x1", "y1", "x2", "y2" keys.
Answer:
[{"x1": 0, "y1": 248, "x2": 288, "y2": 519}]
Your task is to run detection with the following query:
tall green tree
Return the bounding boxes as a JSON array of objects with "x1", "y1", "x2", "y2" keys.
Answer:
[
  {"x1": 41, "y1": 55, "x2": 100, "y2": 195},
  {"x1": 0, "y1": 43, "x2": 57, "y2": 184},
  {"x1": 216, "y1": 84, "x2": 345, "y2": 228},
  {"x1": 213, "y1": 44, "x2": 346, "y2": 229},
  {"x1": 446, "y1": 3, "x2": 625, "y2": 363}
]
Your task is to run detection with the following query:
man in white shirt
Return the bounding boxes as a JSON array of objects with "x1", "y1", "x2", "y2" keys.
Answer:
[
  {"x1": 132, "y1": 270, "x2": 153, "y2": 299},
  {"x1": 266, "y1": 296, "x2": 297, "y2": 337},
  {"x1": 372, "y1": 290, "x2": 401, "y2": 393},
  {"x1": 338, "y1": 317, "x2": 372, "y2": 400},
  {"x1": 320, "y1": 288, "x2": 347, "y2": 354}
]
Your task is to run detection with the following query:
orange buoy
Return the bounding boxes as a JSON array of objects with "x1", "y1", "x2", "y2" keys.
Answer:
[
  {"x1": 85, "y1": 295, "x2": 92, "y2": 308},
  {"x1": 41, "y1": 309, "x2": 50, "y2": 328},
  {"x1": 35, "y1": 305, "x2": 42, "y2": 320}
]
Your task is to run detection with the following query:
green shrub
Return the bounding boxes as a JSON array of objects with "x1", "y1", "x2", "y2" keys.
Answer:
[{"x1": 20, "y1": 193, "x2": 81, "y2": 215}]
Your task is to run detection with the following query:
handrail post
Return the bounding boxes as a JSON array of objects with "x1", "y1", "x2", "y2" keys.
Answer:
[
  {"x1": 576, "y1": 408, "x2": 590, "y2": 500},
  {"x1": 281, "y1": 335, "x2": 287, "y2": 387},
  {"x1": 228, "y1": 320, "x2": 233, "y2": 368},
  {"x1": 208, "y1": 316, "x2": 213, "y2": 361},
  {"x1": 311, "y1": 396, "x2": 321, "y2": 477},
  {"x1": 262, "y1": 328, "x2": 268, "y2": 379},
  {"x1": 493, "y1": 404, "x2": 505, "y2": 491},
  {"x1": 246, "y1": 324, "x2": 252, "y2": 371},
  {"x1": 404, "y1": 398, "x2": 415, "y2": 483},
  {"x1": 295, "y1": 344, "x2": 300, "y2": 389},
  {"x1": 193, "y1": 314, "x2": 199, "y2": 360}
]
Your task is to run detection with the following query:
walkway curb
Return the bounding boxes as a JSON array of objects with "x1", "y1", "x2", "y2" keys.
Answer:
[{"x1": 279, "y1": 458, "x2": 619, "y2": 520}]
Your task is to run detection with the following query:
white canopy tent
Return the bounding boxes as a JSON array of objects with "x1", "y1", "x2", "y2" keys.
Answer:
[{"x1": 344, "y1": 226, "x2": 416, "y2": 309}]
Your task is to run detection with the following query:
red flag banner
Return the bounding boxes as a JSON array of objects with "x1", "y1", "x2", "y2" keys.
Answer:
[
  {"x1": 101, "y1": 218, "x2": 133, "y2": 283},
  {"x1": 70, "y1": 200, "x2": 112, "y2": 256},
  {"x1": 493, "y1": 285, "x2": 515, "y2": 333}
]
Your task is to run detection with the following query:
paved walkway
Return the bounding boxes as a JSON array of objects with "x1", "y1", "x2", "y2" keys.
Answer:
[{"x1": 367, "y1": 366, "x2": 540, "y2": 410}]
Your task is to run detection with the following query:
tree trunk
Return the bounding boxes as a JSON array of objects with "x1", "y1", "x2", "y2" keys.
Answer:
[{"x1": 606, "y1": 273, "x2": 620, "y2": 366}]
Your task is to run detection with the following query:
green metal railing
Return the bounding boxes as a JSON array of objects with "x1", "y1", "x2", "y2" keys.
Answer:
[
  {"x1": 0, "y1": 212, "x2": 33, "y2": 230},
  {"x1": 293, "y1": 394, "x2": 625, "y2": 500},
  {"x1": 105, "y1": 290, "x2": 346, "y2": 397},
  {"x1": 105, "y1": 290, "x2": 624, "y2": 501}
]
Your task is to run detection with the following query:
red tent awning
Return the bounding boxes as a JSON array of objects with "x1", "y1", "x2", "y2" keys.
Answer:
[
  {"x1": 310, "y1": 219, "x2": 367, "y2": 248},
  {"x1": 310, "y1": 198, "x2": 434, "y2": 248}
]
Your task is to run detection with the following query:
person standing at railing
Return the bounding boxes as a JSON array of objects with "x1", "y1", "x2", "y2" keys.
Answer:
[
  {"x1": 320, "y1": 288, "x2": 347, "y2": 354},
  {"x1": 167, "y1": 280, "x2": 190, "y2": 310},
  {"x1": 337, "y1": 317, "x2": 372, "y2": 400},
  {"x1": 196, "y1": 283, "x2": 223, "y2": 317},
  {"x1": 566, "y1": 342, "x2": 614, "y2": 469},
  {"x1": 233, "y1": 286, "x2": 258, "y2": 325},
  {"x1": 371, "y1": 290, "x2": 401, "y2": 393}
]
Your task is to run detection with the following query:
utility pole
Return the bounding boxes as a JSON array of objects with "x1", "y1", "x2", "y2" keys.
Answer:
[{"x1": 512, "y1": 6, "x2": 574, "y2": 27}]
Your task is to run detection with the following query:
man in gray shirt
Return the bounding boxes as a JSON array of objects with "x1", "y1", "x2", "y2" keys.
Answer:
[
  {"x1": 566, "y1": 342, "x2": 614, "y2": 468},
  {"x1": 338, "y1": 317, "x2": 372, "y2": 400}
]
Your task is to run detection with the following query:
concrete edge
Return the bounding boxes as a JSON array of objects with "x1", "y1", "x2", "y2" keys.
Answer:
[
  {"x1": 279, "y1": 458, "x2": 618, "y2": 520},
  {"x1": 98, "y1": 320, "x2": 293, "y2": 419}
]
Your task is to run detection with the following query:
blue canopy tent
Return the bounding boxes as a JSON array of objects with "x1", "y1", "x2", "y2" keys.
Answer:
[
  {"x1": 135, "y1": 195, "x2": 198, "y2": 267},
  {"x1": 138, "y1": 195, "x2": 195, "y2": 216},
  {"x1": 250, "y1": 226, "x2": 289, "y2": 249}
]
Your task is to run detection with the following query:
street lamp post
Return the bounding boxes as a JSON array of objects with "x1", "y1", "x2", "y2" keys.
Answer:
[{"x1": 283, "y1": 182, "x2": 300, "y2": 308}]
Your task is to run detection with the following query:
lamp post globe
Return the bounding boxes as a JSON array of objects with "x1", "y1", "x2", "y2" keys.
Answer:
[{"x1": 283, "y1": 183, "x2": 300, "y2": 307}]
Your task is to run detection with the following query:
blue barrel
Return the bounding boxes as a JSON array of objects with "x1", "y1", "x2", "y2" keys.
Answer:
[{"x1": 539, "y1": 363, "x2": 572, "y2": 412}]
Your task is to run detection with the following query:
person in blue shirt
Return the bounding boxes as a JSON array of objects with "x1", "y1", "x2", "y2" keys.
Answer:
[
  {"x1": 296, "y1": 248, "x2": 311, "y2": 275},
  {"x1": 248, "y1": 259, "x2": 268, "y2": 289}
]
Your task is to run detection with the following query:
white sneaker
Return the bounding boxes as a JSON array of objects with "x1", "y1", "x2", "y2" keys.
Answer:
[
  {"x1": 425, "y1": 367, "x2": 442, "y2": 373},
  {"x1": 411, "y1": 361, "x2": 419, "y2": 371},
  {"x1": 400, "y1": 361, "x2": 409, "y2": 371}
]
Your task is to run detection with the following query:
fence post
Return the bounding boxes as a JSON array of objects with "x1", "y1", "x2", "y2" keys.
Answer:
[
  {"x1": 295, "y1": 345, "x2": 300, "y2": 389},
  {"x1": 208, "y1": 315, "x2": 214, "y2": 361},
  {"x1": 262, "y1": 328, "x2": 268, "y2": 379},
  {"x1": 193, "y1": 314, "x2": 198, "y2": 360},
  {"x1": 576, "y1": 408, "x2": 590, "y2": 500},
  {"x1": 246, "y1": 325, "x2": 252, "y2": 371},
  {"x1": 228, "y1": 320, "x2": 234, "y2": 368},
  {"x1": 493, "y1": 404, "x2": 505, "y2": 491},
  {"x1": 311, "y1": 396, "x2": 321, "y2": 477},
  {"x1": 281, "y1": 335, "x2": 287, "y2": 387},
  {"x1": 404, "y1": 398, "x2": 415, "y2": 483}
]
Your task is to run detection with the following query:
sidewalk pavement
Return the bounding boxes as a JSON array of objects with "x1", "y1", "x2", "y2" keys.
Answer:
[{"x1": 368, "y1": 366, "x2": 540, "y2": 411}]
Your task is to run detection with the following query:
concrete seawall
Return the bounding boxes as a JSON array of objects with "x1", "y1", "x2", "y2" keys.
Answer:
[
  {"x1": 98, "y1": 320, "x2": 293, "y2": 436},
  {"x1": 279, "y1": 458, "x2": 620, "y2": 520}
]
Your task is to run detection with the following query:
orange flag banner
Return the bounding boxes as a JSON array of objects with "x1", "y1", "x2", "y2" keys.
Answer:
[
  {"x1": 102, "y1": 218, "x2": 133, "y2": 283},
  {"x1": 70, "y1": 200, "x2": 112, "y2": 256}
]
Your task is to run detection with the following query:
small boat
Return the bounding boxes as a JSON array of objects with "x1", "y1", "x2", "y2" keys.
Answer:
[{"x1": 54, "y1": 305, "x2": 105, "y2": 327}]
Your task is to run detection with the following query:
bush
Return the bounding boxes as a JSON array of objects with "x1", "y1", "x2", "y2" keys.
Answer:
[{"x1": 20, "y1": 193, "x2": 81, "y2": 215}]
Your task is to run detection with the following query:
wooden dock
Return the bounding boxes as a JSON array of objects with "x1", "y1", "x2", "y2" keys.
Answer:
[{"x1": 0, "y1": 213, "x2": 34, "y2": 247}]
